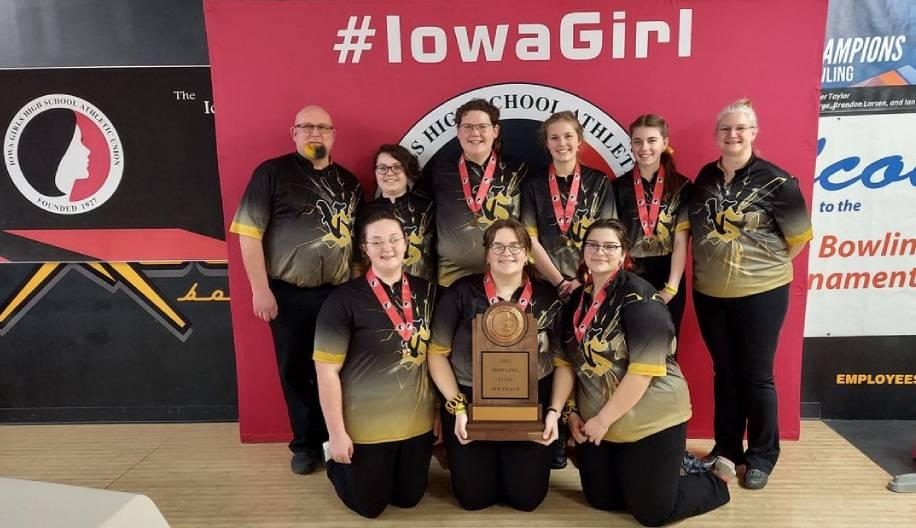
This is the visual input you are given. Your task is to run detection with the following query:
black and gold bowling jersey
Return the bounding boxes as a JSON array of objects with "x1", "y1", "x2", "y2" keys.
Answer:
[
  {"x1": 361, "y1": 190, "x2": 436, "y2": 282},
  {"x1": 429, "y1": 274, "x2": 562, "y2": 389},
  {"x1": 687, "y1": 156, "x2": 813, "y2": 298},
  {"x1": 614, "y1": 170, "x2": 691, "y2": 258},
  {"x1": 313, "y1": 274, "x2": 436, "y2": 444},
  {"x1": 230, "y1": 153, "x2": 362, "y2": 287},
  {"x1": 520, "y1": 165, "x2": 617, "y2": 279},
  {"x1": 554, "y1": 271, "x2": 691, "y2": 443},
  {"x1": 429, "y1": 155, "x2": 527, "y2": 287}
]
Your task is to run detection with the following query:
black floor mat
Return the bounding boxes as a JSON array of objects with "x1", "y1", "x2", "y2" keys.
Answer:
[{"x1": 824, "y1": 419, "x2": 916, "y2": 477}]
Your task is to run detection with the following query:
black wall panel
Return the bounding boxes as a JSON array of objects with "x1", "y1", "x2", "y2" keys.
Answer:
[{"x1": 0, "y1": 0, "x2": 236, "y2": 422}]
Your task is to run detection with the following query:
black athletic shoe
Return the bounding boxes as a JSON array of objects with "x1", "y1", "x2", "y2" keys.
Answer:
[
  {"x1": 551, "y1": 426, "x2": 569, "y2": 469},
  {"x1": 290, "y1": 451, "x2": 319, "y2": 475},
  {"x1": 742, "y1": 468, "x2": 769, "y2": 490},
  {"x1": 551, "y1": 438, "x2": 568, "y2": 469}
]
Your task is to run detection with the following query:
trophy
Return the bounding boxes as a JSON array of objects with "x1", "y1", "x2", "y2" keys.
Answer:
[{"x1": 466, "y1": 301, "x2": 543, "y2": 441}]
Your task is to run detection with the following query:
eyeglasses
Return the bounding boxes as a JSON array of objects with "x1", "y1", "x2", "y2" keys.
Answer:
[
  {"x1": 488, "y1": 243, "x2": 524, "y2": 255},
  {"x1": 458, "y1": 123, "x2": 494, "y2": 133},
  {"x1": 583, "y1": 242, "x2": 622, "y2": 254},
  {"x1": 364, "y1": 236, "x2": 405, "y2": 249},
  {"x1": 716, "y1": 125, "x2": 756, "y2": 135},
  {"x1": 375, "y1": 164, "x2": 405, "y2": 175},
  {"x1": 293, "y1": 123, "x2": 335, "y2": 135}
]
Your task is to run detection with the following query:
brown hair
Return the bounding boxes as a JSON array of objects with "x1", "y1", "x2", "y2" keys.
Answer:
[
  {"x1": 628, "y1": 114, "x2": 688, "y2": 200},
  {"x1": 482, "y1": 218, "x2": 535, "y2": 277},
  {"x1": 374, "y1": 144, "x2": 420, "y2": 183},
  {"x1": 358, "y1": 210, "x2": 406, "y2": 265},
  {"x1": 576, "y1": 218, "x2": 634, "y2": 282},
  {"x1": 540, "y1": 110, "x2": 584, "y2": 147},
  {"x1": 482, "y1": 218, "x2": 532, "y2": 251},
  {"x1": 455, "y1": 98, "x2": 502, "y2": 153}
]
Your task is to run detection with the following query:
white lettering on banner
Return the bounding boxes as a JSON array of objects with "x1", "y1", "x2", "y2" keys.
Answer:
[
  {"x1": 516, "y1": 24, "x2": 550, "y2": 60},
  {"x1": 805, "y1": 113, "x2": 916, "y2": 338},
  {"x1": 333, "y1": 10, "x2": 693, "y2": 64},
  {"x1": 823, "y1": 35, "x2": 906, "y2": 65},
  {"x1": 561, "y1": 13, "x2": 602, "y2": 60},
  {"x1": 333, "y1": 16, "x2": 375, "y2": 63},
  {"x1": 455, "y1": 25, "x2": 509, "y2": 62},
  {"x1": 821, "y1": 35, "x2": 906, "y2": 83},
  {"x1": 411, "y1": 26, "x2": 448, "y2": 63}
]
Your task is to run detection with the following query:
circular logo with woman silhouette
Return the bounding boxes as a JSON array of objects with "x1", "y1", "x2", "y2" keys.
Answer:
[{"x1": 4, "y1": 94, "x2": 124, "y2": 215}]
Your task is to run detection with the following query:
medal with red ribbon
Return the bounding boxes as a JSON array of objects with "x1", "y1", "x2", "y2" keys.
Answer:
[
  {"x1": 483, "y1": 272, "x2": 533, "y2": 310},
  {"x1": 573, "y1": 267, "x2": 621, "y2": 343},
  {"x1": 632, "y1": 165, "x2": 666, "y2": 238},
  {"x1": 548, "y1": 163, "x2": 581, "y2": 236},
  {"x1": 366, "y1": 269, "x2": 414, "y2": 342},
  {"x1": 459, "y1": 152, "x2": 497, "y2": 224}
]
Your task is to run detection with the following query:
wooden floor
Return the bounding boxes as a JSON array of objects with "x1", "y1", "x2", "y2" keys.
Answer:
[{"x1": 0, "y1": 420, "x2": 913, "y2": 527}]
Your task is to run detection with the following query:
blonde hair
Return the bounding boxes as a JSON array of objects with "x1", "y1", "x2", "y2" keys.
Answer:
[
  {"x1": 540, "y1": 110, "x2": 584, "y2": 145},
  {"x1": 716, "y1": 98, "x2": 758, "y2": 128}
]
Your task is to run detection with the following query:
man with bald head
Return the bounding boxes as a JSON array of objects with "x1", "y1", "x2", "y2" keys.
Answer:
[{"x1": 231, "y1": 105, "x2": 362, "y2": 474}]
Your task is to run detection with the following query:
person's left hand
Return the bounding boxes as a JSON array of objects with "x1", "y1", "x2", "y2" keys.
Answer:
[
  {"x1": 454, "y1": 412, "x2": 472, "y2": 445},
  {"x1": 583, "y1": 413, "x2": 612, "y2": 445},
  {"x1": 657, "y1": 289, "x2": 674, "y2": 304}
]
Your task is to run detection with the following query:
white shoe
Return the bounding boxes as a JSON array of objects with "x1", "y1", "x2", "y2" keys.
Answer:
[{"x1": 713, "y1": 456, "x2": 737, "y2": 483}]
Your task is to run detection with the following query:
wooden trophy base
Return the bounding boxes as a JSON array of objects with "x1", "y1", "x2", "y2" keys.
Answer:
[{"x1": 465, "y1": 404, "x2": 545, "y2": 441}]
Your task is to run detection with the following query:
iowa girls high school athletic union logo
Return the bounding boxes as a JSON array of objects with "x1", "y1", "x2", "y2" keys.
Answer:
[
  {"x1": 400, "y1": 83, "x2": 634, "y2": 177},
  {"x1": 4, "y1": 94, "x2": 124, "y2": 215}
]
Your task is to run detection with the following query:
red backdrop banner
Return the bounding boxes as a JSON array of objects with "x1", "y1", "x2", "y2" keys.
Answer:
[{"x1": 204, "y1": 0, "x2": 827, "y2": 442}]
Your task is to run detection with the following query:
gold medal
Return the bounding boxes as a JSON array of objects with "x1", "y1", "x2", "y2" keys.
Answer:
[{"x1": 470, "y1": 216, "x2": 479, "y2": 227}]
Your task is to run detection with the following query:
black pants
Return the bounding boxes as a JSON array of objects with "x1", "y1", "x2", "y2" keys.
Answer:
[
  {"x1": 632, "y1": 255, "x2": 685, "y2": 339},
  {"x1": 693, "y1": 284, "x2": 789, "y2": 473},
  {"x1": 440, "y1": 378, "x2": 553, "y2": 511},
  {"x1": 577, "y1": 422, "x2": 730, "y2": 527},
  {"x1": 327, "y1": 432, "x2": 434, "y2": 518},
  {"x1": 268, "y1": 279, "x2": 334, "y2": 454}
]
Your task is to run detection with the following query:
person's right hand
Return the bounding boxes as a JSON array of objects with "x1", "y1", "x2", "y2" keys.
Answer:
[
  {"x1": 454, "y1": 412, "x2": 473, "y2": 445},
  {"x1": 534, "y1": 410, "x2": 560, "y2": 446},
  {"x1": 558, "y1": 278, "x2": 581, "y2": 299},
  {"x1": 252, "y1": 288, "x2": 278, "y2": 322},
  {"x1": 567, "y1": 412, "x2": 588, "y2": 444},
  {"x1": 329, "y1": 432, "x2": 354, "y2": 464}
]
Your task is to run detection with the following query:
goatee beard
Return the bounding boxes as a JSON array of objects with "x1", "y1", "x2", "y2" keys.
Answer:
[{"x1": 302, "y1": 143, "x2": 328, "y2": 160}]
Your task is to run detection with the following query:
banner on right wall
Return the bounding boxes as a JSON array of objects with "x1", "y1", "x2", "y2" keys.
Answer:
[{"x1": 802, "y1": 0, "x2": 916, "y2": 419}]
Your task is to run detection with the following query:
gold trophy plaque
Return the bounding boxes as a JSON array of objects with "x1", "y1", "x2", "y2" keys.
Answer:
[{"x1": 467, "y1": 301, "x2": 543, "y2": 441}]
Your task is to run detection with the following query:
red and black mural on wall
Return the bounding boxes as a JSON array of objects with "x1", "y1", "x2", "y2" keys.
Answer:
[
  {"x1": 0, "y1": 67, "x2": 225, "y2": 262},
  {"x1": 0, "y1": 0, "x2": 236, "y2": 424}
]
